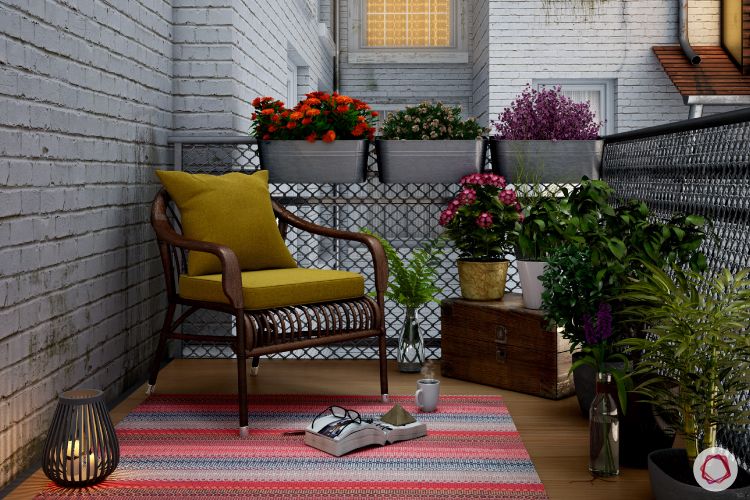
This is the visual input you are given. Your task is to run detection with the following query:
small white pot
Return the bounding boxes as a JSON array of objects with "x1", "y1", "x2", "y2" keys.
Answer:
[{"x1": 517, "y1": 260, "x2": 547, "y2": 309}]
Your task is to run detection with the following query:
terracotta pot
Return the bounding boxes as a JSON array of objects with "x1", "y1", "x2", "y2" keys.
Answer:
[{"x1": 456, "y1": 260, "x2": 509, "y2": 300}]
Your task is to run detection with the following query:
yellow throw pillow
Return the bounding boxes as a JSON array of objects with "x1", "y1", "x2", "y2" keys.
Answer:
[{"x1": 155, "y1": 170, "x2": 297, "y2": 276}]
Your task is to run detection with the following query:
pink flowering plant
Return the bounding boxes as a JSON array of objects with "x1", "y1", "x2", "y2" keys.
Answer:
[
  {"x1": 492, "y1": 85, "x2": 602, "y2": 140},
  {"x1": 439, "y1": 173, "x2": 522, "y2": 261}
]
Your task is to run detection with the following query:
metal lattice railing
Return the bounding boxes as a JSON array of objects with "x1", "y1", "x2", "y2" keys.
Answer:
[
  {"x1": 169, "y1": 137, "x2": 521, "y2": 361},
  {"x1": 602, "y1": 108, "x2": 750, "y2": 469}
]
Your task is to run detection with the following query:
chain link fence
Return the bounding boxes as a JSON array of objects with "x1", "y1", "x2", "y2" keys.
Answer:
[
  {"x1": 170, "y1": 138, "x2": 521, "y2": 361},
  {"x1": 602, "y1": 109, "x2": 750, "y2": 469}
]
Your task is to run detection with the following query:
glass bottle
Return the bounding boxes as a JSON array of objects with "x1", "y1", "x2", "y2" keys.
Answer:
[
  {"x1": 397, "y1": 306, "x2": 425, "y2": 373},
  {"x1": 589, "y1": 372, "x2": 620, "y2": 476}
]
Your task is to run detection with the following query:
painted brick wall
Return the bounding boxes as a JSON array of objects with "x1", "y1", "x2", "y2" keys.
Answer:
[
  {"x1": 173, "y1": 0, "x2": 333, "y2": 134},
  {"x1": 485, "y1": 0, "x2": 691, "y2": 133},
  {"x1": 690, "y1": 0, "x2": 720, "y2": 45},
  {"x1": 472, "y1": 0, "x2": 490, "y2": 125},
  {"x1": 338, "y1": 0, "x2": 477, "y2": 119},
  {"x1": 0, "y1": 0, "x2": 172, "y2": 489}
]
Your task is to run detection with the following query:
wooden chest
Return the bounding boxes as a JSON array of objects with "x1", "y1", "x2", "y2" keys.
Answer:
[{"x1": 440, "y1": 294, "x2": 574, "y2": 400}]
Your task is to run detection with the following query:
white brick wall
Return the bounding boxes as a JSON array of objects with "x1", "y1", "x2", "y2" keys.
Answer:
[
  {"x1": 472, "y1": 0, "x2": 490, "y2": 125},
  {"x1": 173, "y1": 0, "x2": 334, "y2": 134},
  {"x1": 0, "y1": 0, "x2": 172, "y2": 489},
  {"x1": 690, "y1": 0, "x2": 720, "y2": 46},
  {"x1": 338, "y1": 0, "x2": 476, "y2": 119},
  {"x1": 484, "y1": 0, "x2": 692, "y2": 133}
]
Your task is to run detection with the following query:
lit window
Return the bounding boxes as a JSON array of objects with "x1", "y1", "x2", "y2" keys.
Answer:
[
  {"x1": 348, "y1": 0, "x2": 468, "y2": 64},
  {"x1": 365, "y1": 0, "x2": 451, "y2": 48}
]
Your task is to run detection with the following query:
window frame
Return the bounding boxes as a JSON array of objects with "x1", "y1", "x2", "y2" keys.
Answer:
[
  {"x1": 347, "y1": 0, "x2": 469, "y2": 64},
  {"x1": 532, "y1": 79, "x2": 617, "y2": 136}
]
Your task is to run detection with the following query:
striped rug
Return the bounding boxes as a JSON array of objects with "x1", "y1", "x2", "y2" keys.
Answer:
[{"x1": 37, "y1": 394, "x2": 548, "y2": 499}]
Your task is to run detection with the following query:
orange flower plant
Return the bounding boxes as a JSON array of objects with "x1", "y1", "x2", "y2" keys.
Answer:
[{"x1": 251, "y1": 92, "x2": 377, "y2": 142}]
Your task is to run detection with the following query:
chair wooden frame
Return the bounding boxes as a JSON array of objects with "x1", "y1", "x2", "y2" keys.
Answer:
[{"x1": 148, "y1": 189, "x2": 389, "y2": 436}]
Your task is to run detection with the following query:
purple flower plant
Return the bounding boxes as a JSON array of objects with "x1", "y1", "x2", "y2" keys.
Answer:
[
  {"x1": 492, "y1": 85, "x2": 602, "y2": 141},
  {"x1": 583, "y1": 303, "x2": 613, "y2": 345}
]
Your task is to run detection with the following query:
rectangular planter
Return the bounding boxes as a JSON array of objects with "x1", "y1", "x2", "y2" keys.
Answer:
[
  {"x1": 490, "y1": 139, "x2": 603, "y2": 183},
  {"x1": 375, "y1": 138, "x2": 487, "y2": 184},
  {"x1": 258, "y1": 139, "x2": 369, "y2": 183}
]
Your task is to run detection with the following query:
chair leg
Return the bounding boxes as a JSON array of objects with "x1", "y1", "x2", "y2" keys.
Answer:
[
  {"x1": 147, "y1": 302, "x2": 176, "y2": 396},
  {"x1": 236, "y1": 310, "x2": 249, "y2": 437},
  {"x1": 378, "y1": 327, "x2": 389, "y2": 402},
  {"x1": 250, "y1": 356, "x2": 260, "y2": 376}
]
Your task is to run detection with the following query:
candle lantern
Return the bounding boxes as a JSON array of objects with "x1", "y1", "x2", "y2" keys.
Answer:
[{"x1": 42, "y1": 389, "x2": 119, "y2": 487}]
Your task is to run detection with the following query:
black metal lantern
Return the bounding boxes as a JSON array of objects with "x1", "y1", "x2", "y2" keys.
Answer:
[{"x1": 42, "y1": 389, "x2": 119, "y2": 487}]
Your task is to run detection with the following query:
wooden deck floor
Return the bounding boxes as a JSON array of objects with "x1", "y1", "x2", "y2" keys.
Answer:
[{"x1": 6, "y1": 359, "x2": 654, "y2": 499}]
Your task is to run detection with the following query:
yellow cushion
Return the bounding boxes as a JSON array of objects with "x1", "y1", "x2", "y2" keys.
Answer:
[
  {"x1": 155, "y1": 170, "x2": 296, "y2": 276},
  {"x1": 178, "y1": 268, "x2": 365, "y2": 310}
]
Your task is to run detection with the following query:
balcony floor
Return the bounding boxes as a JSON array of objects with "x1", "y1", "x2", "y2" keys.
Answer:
[{"x1": 7, "y1": 359, "x2": 653, "y2": 500}]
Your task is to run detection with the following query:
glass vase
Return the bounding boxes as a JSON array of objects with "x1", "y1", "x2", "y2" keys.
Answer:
[
  {"x1": 398, "y1": 306, "x2": 425, "y2": 373},
  {"x1": 589, "y1": 372, "x2": 620, "y2": 477}
]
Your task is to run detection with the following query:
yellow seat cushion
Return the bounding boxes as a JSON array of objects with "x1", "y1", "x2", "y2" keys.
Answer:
[
  {"x1": 156, "y1": 170, "x2": 297, "y2": 276},
  {"x1": 178, "y1": 268, "x2": 365, "y2": 310}
]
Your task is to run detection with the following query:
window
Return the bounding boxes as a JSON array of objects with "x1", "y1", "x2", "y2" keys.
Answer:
[
  {"x1": 533, "y1": 79, "x2": 616, "y2": 136},
  {"x1": 365, "y1": 0, "x2": 451, "y2": 48},
  {"x1": 348, "y1": 0, "x2": 468, "y2": 64}
]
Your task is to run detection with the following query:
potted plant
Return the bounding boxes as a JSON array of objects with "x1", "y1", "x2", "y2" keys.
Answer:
[
  {"x1": 541, "y1": 179, "x2": 709, "y2": 467},
  {"x1": 621, "y1": 264, "x2": 750, "y2": 498},
  {"x1": 363, "y1": 230, "x2": 444, "y2": 373},
  {"x1": 490, "y1": 85, "x2": 603, "y2": 183},
  {"x1": 439, "y1": 173, "x2": 521, "y2": 300},
  {"x1": 376, "y1": 102, "x2": 487, "y2": 184},
  {"x1": 251, "y1": 92, "x2": 377, "y2": 183},
  {"x1": 515, "y1": 174, "x2": 569, "y2": 309}
]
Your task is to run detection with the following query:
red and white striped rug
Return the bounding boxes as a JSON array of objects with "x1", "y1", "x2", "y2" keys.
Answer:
[{"x1": 37, "y1": 394, "x2": 548, "y2": 499}]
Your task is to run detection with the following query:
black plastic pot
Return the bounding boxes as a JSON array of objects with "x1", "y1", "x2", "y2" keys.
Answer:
[{"x1": 648, "y1": 448, "x2": 750, "y2": 499}]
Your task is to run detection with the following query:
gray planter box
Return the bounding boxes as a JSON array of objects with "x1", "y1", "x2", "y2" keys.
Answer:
[
  {"x1": 258, "y1": 139, "x2": 369, "y2": 183},
  {"x1": 375, "y1": 138, "x2": 487, "y2": 184},
  {"x1": 490, "y1": 139, "x2": 603, "y2": 183}
]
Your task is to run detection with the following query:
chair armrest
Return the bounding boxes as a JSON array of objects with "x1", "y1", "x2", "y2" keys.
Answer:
[
  {"x1": 271, "y1": 201, "x2": 389, "y2": 298},
  {"x1": 151, "y1": 202, "x2": 244, "y2": 309}
]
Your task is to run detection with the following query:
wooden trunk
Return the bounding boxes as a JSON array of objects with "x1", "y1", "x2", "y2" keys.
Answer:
[{"x1": 440, "y1": 294, "x2": 574, "y2": 400}]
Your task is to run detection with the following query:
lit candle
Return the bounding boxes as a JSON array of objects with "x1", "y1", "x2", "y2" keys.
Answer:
[
  {"x1": 64, "y1": 441, "x2": 95, "y2": 481},
  {"x1": 66, "y1": 440, "x2": 80, "y2": 458}
]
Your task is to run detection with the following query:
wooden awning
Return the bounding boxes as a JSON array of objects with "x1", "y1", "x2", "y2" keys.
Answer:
[{"x1": 653, "y1": 46, "x2": 750, "y2": 103}]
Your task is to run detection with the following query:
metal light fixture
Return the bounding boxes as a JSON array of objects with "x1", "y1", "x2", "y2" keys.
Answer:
[{"x1": 42, "y1": 389, "x2": 119, "y2": 487}]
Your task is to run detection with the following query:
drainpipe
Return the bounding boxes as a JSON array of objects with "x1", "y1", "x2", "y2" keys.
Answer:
[
  {"x1": 679, "y1": 0, "x2": 701, "y2": 65},
  {"x1": 333, "y1": 0, "x2": 340, "y2": 92}
]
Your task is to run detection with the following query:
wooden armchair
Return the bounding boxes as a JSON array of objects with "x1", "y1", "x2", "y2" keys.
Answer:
[{"x1": 148, "y1": 189, "x2": 389, "y2": 436}]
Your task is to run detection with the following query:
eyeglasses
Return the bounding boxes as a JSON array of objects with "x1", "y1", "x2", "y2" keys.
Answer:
[{"x1": 312, "y1": 406, "x2": 362, "y2": 438}]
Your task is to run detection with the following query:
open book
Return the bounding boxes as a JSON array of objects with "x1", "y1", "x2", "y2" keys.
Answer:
[{"x1": 304, "y1": 407, "x2": 427, "y2": 457}]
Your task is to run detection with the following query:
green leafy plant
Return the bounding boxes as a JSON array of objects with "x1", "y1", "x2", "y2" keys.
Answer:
[
  {"x1": 542, "y1": 179, "x2": 708, "y2": 337},
  {"x1": 621, "y1": 263, "x2": 750, "y2": 465},
  {"x1": 541, "y1": 244, "x2": 603, "y2": 349},
  {"x1": 362, "y1": 230, "x2": 444, "y2": 308},
  {"x1": 516, "y1": 191, "x2": 570, "y2": 260},
  {"x1": 381, "y1": 102, "x2": 485, "y2": 140}
]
